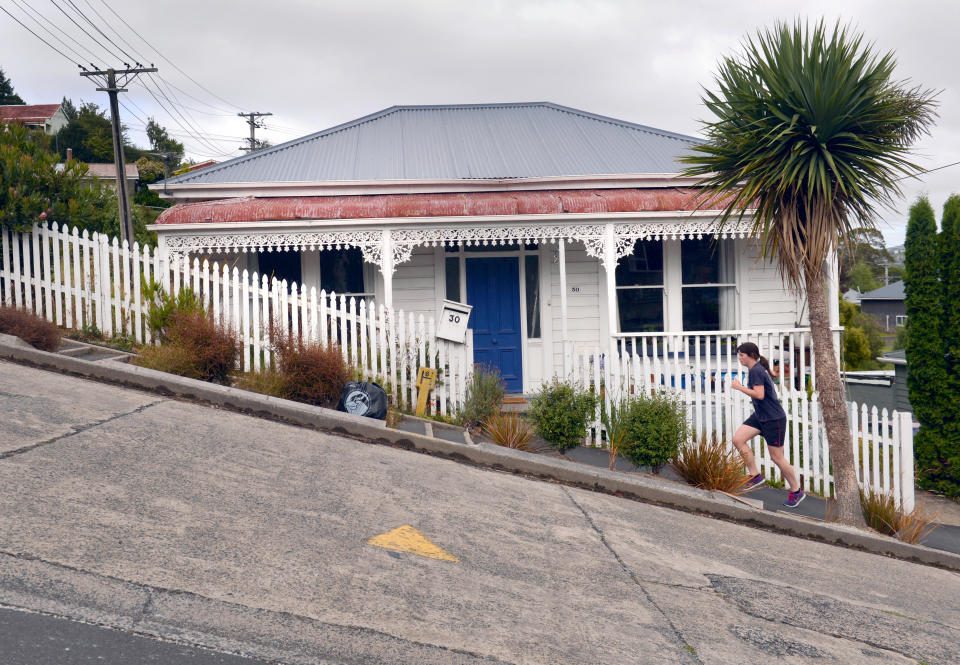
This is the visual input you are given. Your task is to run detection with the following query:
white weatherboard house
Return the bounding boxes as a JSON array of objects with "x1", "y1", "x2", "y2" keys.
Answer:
[{"x1": 149, "y1": 103, "x2": 839, "y2": 395}]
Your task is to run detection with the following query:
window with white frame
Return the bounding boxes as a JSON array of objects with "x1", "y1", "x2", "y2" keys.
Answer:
[
  {"x1": 616, "y1": 239, "x2": 664, "y2": 332},
  {"x1": 896, "y1": 314, "x2": 907, "y2": 327},
  {"x1": 681, "y1": 238, "x2": 736, "y2": 330}
]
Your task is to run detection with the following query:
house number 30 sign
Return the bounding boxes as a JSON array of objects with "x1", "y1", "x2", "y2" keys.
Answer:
[{"x1": 436, "y1": 299, "x2": 472, "y2": 343}]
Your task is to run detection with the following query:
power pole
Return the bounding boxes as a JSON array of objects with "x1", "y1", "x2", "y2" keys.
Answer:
[
  {"x1": 149, "y1": 151, "x2": 179, "y2": 197},
  {"x1": 238, "y1": 111, "x2": 272, "y2": 152},
  {"x1": 80, "y1": 66, "x2": 157, "y2": 245}
]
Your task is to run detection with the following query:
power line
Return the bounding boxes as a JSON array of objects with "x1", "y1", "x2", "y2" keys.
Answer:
[
  {"x1": 0, "y1": 5, "x2": 84, "y2": 67},
  {"x1": 138, "y1": 76, "x2": 236, "y2": 157},
  {"x1": 136, "y1": 77, "x2": 235, "y2": 158},
  {"x1": 7, "y1": 0, "x2": 94, "y2": 66},
  {"x1": 894, "y1": 159, "x2": 960, "y2": 182},
  {"x1": 49, "y1": 0, "x2": 119, "y2": 64},
  {"x1": 63, "y1": 0, "x2": 139, "y2": 65},
  {"x1": 96, "y1": 0, "x2": 245, "y2": 112}
]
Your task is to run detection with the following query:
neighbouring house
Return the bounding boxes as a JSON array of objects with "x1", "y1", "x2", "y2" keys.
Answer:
[
  {"x1": 843, "y1": 288, "x2": 861, "y2": 305},
  {"x1": 860, "y1": 281, "x2": 906, "y2": 333},
  {"x1": 148, "y1": 102, "x2": 839, "y2": 394},
  {"x1": 56, "y1": 150, "x2": 139, "y2": 205},
  {"x1": 0, "y1": 103, "x2": 69, "y2": 135},
  {"x1": 875, "y1": 349, "x2": 913, "y2": 418}
]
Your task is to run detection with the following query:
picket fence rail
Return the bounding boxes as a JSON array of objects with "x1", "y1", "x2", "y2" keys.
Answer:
[
  {"x1": 0, "y1": 223, "x2": 471, "y2": 415},
  {"x1": 562, "y1": 339, "x2": 915, "y2": 511},
  {"x1": 1, "y1": 223, "x2": 916, "y2": 509}
]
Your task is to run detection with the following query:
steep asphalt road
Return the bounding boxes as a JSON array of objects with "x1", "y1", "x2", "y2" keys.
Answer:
[{"x1": 0, "y1": 360, "x2": 958, "y2": 664}]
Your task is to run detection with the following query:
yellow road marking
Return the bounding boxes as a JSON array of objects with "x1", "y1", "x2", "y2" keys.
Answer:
[{"x1": 367, "y1": 525, "x2": 460, "y2": 562}]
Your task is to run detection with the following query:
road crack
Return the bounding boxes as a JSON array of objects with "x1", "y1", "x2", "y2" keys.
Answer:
[
  {"x1": 0, "y1": 399, "x2": 167, "y2": 459},
  {"x1": 562, "y1": 487, "x2": 704, "y2": 664}
]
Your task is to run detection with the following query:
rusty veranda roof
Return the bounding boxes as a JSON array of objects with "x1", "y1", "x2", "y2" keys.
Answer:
[
  {"x1": 154, "y1": 188, "x2": 727, "y2": 225},
  {"x1": 162, "y1": 103, "x2": 702, "y2": 186}
]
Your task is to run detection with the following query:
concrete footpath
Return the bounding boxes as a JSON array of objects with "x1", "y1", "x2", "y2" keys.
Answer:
[
  {"x1": 1, "y1": 359, "x2": 959, "y2": 664},
  {"x1": 562, "y1": 446, "x2": 960, "y2": 556},
  {"x1": 1, "y1": 333, "x2": 958, "y2": 572}
]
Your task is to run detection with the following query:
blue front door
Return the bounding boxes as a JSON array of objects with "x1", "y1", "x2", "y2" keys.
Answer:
[{"x1": 466, "y1": 257, "x2": 523, "y2": 393}]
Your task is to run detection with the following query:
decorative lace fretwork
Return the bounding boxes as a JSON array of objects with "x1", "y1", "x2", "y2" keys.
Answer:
[
  {"x1": 163, "y1": 230, "x2": 384, "y2": 264},
  {"x1": 163, "y1": 217, "x2": 751, "y2": 268}
]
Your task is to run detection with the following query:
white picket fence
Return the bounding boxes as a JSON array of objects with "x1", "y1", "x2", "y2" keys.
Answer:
[
  {"x1": 564, "y1": 333, "x2": 915, "y2": 510},
  {"x1": 0, "y1": 223, "x2": 471, "y2": 415}
]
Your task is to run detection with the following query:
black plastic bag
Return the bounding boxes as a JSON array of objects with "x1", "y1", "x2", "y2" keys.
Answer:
[{"x1": 336, "y1": 381, "x2": 388, "y2": 420}]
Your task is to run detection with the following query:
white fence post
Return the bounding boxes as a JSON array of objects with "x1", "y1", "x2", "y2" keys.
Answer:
[{"x1": 899, "y1": 412, "x2": 915, "y2": 513}]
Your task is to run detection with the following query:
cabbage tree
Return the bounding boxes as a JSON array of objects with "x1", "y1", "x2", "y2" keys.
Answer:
[{"x1": 682, "y1": 21, "x2": 937, "y2": 525}]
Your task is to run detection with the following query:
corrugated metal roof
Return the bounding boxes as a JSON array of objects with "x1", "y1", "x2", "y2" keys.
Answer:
[
  {"x1": 154, "y1": 188, "x2": 717, "y2": 225},
  {"x1": 861, "y1": 281, "x2": 905, "y2": 300},
  {"x1": 0, "y1": 104, "x2": 61, "y2": 123},
  {"x1": 166, "y1": 103, "x2": 701, "y2": 185}
]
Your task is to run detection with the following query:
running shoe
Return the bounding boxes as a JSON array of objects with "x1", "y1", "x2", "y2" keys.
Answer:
[
  {"x1": 743, "y1": 474, "x2": 766, "y2": 492},
  {"x1": 783, "y1": 489, "x2": 805, "y2": 508}
]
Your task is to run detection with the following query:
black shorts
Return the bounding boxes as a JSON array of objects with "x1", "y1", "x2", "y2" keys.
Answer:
[{"x1": 744, "y1": 415, "x2": 787, "y2": 447}]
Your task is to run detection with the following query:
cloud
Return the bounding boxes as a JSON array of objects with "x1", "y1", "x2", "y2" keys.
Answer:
[{"x1": 3, "y1": 0, "x2": 958, "y2": 243}]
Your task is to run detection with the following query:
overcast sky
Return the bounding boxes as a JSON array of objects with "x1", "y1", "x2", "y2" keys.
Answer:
[{"x1": 3, "y1": 0, "x2": 959, "y2": 246}]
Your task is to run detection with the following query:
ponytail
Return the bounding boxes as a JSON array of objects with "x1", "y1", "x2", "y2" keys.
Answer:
[{"x1": 737, "y1": 342, "x2": 769, "y2": 371}]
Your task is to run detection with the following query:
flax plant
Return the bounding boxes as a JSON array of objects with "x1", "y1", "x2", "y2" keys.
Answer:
[{"x1": 681, "y1": 20, "x2": 937, "y2": 525}]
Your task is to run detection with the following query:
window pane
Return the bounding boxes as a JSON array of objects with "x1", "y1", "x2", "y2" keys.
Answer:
[
  {"x1": 682, "y1": 286, "x2": 736, "y2": 330},
  {"x1": 682, "y1": 238, "x2": 734, "y2": 284},
  {"x1": 445, "y1": 256, "x2": 461, "y2": 303},
  {"x1": 257, "y1": 250, "x2": 302, "y2": 286},
  {"x1": 616, "y1": 239, "x2": 663, "y2": 286},
  {"x1": 617, "y1": 288, "x2": 664, "y2": 332},
  {"x1": 525, "y1": 254, "x2": 541, "y2": 338},
  {"x1": 320, "y1": 247, "x2": 364, "y2": 294}
]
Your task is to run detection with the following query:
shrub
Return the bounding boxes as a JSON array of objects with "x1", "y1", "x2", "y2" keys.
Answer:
[
  {"x1": 672, "y1": 434, "x2": 750, "y2": 493},
  {"x1": 601, "y1": 397, "x2": 632, "y2": 470},
  {"x1": 826, "y1": 491, "x2": 939, "y2": 544},
  {"x1": 134, "y1": 311, "x2": 238, "y2": 384},
  {"x1": 859, "y1": 490, "x2": 939, "y2": 544},
  {"x1": 459, "y1": 364, "x2": 505, "y2": 429},
  {"x1": 0, "y1": 305, "x2": 61, "y2": 351},
  {"x1": 142, "y1": 281, "x2": 204, "y2": 341},
  {"x1": 527, "y1": 380, "x2": 598, "y2": 453},
  {"x1": 482, "y1": 412, "x2": 534, "y2": 449},
  {"x1": 617, "y1": 390, "x2": 688, "y2": 472},
  {"x1": 272, "y1": 334, "x2": 349, "y2": 408}
]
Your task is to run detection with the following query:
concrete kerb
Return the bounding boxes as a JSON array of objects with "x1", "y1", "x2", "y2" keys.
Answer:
[{"x1": 1, "y1": 334, "x2": 958, "y2": 573}]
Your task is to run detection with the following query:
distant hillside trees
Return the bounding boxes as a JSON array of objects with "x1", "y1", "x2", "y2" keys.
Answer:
[{"x1": 0, "y1": 67, "x2": 24, "y2": 105}]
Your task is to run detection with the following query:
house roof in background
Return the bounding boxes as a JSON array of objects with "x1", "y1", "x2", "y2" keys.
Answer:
[
  {"x1": 877, "y1": 349, "x2": 907, "y2": 366},
  {"x1": 0, "y1": 104, "x2": 61, "y2": 123},
  {"x1": 55, "y1": 163, "x2": 139, "y2": 179},
  {"x1": 861, "y1": 281, "x2": 905, "y2": 300},
  {"x1": 163, "y1": 102, "x2": 701, "y2": 186}
]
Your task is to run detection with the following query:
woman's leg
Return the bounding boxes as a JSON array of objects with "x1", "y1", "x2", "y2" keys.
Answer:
[
  {"x1": 767, "y1": 445, "x2": 800, "y2": 492},
  {"x1": 732, "y1": 424, "x2": 761, "y2": 476}
]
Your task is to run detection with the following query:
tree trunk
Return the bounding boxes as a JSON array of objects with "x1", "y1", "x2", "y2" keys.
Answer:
[{"x1": 805, "y1": 267, "x2": 866, "y2": 527}]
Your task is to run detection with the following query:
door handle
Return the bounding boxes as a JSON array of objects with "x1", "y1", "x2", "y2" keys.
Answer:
[{"x1": 492, "y1": 337, "x2": 498, "y2": 345}]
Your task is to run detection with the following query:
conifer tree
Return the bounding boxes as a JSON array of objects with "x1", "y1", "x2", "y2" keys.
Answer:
[
  {"x1": 935, "y1": 194, "x2": 960, "y2": 496},
  {"x1": 905, "y1": 197, "x2": 950, "y2": 494}
]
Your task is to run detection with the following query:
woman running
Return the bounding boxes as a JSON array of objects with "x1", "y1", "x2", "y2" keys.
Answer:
[{"x1": 730, "y1": 342, "x2": 804, "y2": 507}]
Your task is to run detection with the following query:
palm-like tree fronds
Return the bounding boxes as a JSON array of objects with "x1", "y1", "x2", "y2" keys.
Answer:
[{"x1": 682, "y1": 20, "x2": 937, "y2": 289}]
